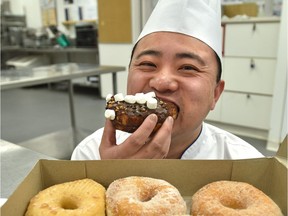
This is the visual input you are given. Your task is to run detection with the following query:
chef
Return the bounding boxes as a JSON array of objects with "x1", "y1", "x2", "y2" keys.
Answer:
[{"x1": 71, "y1": 0, "x2": 263, "y2": 160}]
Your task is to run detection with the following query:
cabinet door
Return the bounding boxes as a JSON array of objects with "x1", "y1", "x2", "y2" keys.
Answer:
[
  {"x1": 98, "y1": 0, "x2": 132, "y2": 43},
  {"x1": 224, "y1": 22, "x2": 279, "y2": 58},
  {"x1": 221, "y1": 92, "x2": 272, "y2": 129},
  {"x1": 223, "y1": 57, "x2": 276, "y2": 95}
]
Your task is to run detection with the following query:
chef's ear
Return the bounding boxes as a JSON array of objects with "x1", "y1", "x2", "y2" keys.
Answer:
[{"x1": 211, "y1": 80, "x2": 225, "y2": 110}]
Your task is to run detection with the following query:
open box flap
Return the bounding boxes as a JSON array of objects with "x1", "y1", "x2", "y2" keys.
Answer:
[
  {"x1": 1, "y1": 156, "x2": 287, "y2": 215},
  {"x1": 231, "y1": 157, "x2": 287, "y2": 215},
  {"x1": 276, "y1": 135, "x2": 288, "y2": 166},
  {"x1": 0, "y1": 162, "x2": 43, "y2": 215},
  {"x1": 41, "y1": 159, "x2": 234, "y2": 193}
]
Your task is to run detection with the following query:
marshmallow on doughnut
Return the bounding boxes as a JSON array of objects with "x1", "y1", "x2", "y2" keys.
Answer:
[{"x1": 105, "y1": 92, "x2": 178, "y2": 133}]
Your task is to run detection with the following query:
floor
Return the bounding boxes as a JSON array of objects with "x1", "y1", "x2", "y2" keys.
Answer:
[{"x1": 1, "y1": 85, "x2": 276, "y2": 159}]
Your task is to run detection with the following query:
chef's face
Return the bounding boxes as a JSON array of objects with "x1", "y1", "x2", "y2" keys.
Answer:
[{"x1": 128, "y1": 32, "x2": 224, "y2": 140}]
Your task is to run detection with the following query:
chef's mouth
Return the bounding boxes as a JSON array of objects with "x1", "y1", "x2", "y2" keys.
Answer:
[
  {"x1": 160, "y1": 98, "x2": 180, "y2": 119},
  {"x1": 174, "y1": 104, "x2": 180, "y2": 119}
]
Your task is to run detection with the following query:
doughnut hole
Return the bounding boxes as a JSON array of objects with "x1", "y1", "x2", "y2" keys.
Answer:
[
  {"x1": 60, "y1": 197, "x2": 79, "y2": 210},
  {"x1": 139, "y1": 189, "x2": 158, "y2": 202},
  {"x1": 220, "y1": 197, "x2": 247, "y2": 210}
]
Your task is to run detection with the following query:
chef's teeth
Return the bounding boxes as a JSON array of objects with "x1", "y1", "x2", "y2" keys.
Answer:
[
  {"x1": 105, "y1": 109, "x2": 115, "y2": 120},
  {"x1": 114, "y1": 93, "x2": 124, "y2": 102},
  {"x1": 147, "y1": 97, "x2": 158, "y2": 109},
  {"x1": 135, "y1": 93, "x2": 147, "y2": 104},
  {"x1": 124, "y1": 95, "x2": 136, "y2": 104},
  {"x1": 106, "y1": 93, "x2": 113, "y2": 102}
]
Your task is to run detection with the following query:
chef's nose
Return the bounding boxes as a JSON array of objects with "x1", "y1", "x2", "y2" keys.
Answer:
[{"x1": 149, "y1": 71, "x2": 178, "y2": 92}]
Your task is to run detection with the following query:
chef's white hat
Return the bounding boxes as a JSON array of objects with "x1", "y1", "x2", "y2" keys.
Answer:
[{"x1": 137, "y1": 0, "x2": 222, "y2": 63}]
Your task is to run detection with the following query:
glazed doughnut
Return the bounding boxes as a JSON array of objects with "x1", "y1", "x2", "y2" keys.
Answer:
[
  {"x1": 105, "y1": 92, "x2": 178, "y2": 133},
  {"x1": 106, "y1": 176, "x2": 187, "y2": 216},
  {"x1": 25, "y1": 178, "x2": 106, "y2": 216},
  {"x1": 191, "y1": 180, "x2": 283, "y2": 216}
]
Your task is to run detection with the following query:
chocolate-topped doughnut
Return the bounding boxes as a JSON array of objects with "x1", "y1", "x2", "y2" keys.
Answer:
[{"x1": 105, "y1": 92, "x2": 178, "y2": 133}]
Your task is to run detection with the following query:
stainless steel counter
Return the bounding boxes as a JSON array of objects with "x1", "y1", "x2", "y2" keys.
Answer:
[
  {"x1": 1, "y1": 46, "x2": 99, "y2": 53},
  {"x1": 0, "y1": 139, "x2": 56, "y2": 198},
  {"x1": 1, "y1": 64, "x2": 125, "y2": 159},
  {"x1": 0, "y1": 63, "x2": 125, "y2": 92}
]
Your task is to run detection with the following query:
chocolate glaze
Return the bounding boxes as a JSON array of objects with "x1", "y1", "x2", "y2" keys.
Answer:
[{"x1": 106, "y1": 96, "x2": 178, "y2": 133}]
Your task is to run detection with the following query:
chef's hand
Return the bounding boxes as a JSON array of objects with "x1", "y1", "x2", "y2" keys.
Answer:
[{"x1": 99, "y1": 114, "x2": 174, "y2": 159}]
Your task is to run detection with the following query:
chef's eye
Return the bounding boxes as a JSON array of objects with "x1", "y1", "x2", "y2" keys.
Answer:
[
  {"x1": 179, "y1": 65, "x2": 197, "y2": 71},
  {"x1": 137, "y1": 62, "x2": 157, "y2": 72},
  {"x1": 139, "y1": 62, "x2": 156, "y2": 67}
]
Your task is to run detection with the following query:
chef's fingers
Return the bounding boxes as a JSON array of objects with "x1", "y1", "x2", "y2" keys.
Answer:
[
  {"x1": 99, "y1": 119, "x2": 117, "y2": 159},
  {"x1": 100, "y1": 114, "x2": 158, "y2": 159},
  {"x1": 146, "y1": 116, "x2": 174, "y2": 159},
  {"x1": 120, "y1": 114, "x2": 158, "y2": 157}
]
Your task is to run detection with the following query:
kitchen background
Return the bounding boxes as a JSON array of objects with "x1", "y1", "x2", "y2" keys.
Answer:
[{"x1": 1, "y1": 0, "x2": 286, "y2": 159}]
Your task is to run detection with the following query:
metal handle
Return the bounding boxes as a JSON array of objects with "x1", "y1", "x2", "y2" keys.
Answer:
[
  {"x1": 250, "y1": 59, "x2": 255, "y2": 69},
  {"x1": 252, "y1": 23, "x2": 256, "y2": 31}
]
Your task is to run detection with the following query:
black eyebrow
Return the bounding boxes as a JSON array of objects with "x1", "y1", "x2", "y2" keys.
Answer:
[
  {"x1": 135, "y1": 50, "x2": 162, "y2": 59},
  {"x1": 176, "y1": 52, "x2": 206, "y2": 66}
]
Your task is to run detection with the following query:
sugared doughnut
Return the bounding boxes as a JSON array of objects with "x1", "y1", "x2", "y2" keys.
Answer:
[
  {"x1": 25, "y1": 178, "x2": 106, "y2": 216},
  {"x1": 105, "y1": 92, "x2": 178, "y2": 133},
  {"x1": 191, "y1": 180, "x2": 283, "y2": 216},
  {"x1": 106, "y1": 176, "x2": 187, "y2": 216}
]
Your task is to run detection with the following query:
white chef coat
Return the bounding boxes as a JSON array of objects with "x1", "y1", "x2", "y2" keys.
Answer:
[{"x1": 71, "y1": 122, "x2": 264, "y2": 160}]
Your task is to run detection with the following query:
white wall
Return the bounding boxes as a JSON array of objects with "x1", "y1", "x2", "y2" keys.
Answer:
[
  {"x1": 98, "y1": 44, "x2": 132, "y2": 97},
  {"x1": 98, "y1": 0, "x2": 143, "y2": 98},
  {"x1": 10, "y1": 0, "x2": 42, "y2": 28},
  {"x1": 267, "y1": 0, "x2": 287, "y2": 151}
]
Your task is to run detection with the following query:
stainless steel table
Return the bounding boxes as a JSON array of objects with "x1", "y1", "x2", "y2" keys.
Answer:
[
  {"x1": 0, "y1": 139, "x2": 56, "y2": 198},
  {"x1": 1, "y1": 46, "x2": 99, "y2": 53},
  {"x1": 1, "y1": 64, "x2": 125, "y2": 159}
]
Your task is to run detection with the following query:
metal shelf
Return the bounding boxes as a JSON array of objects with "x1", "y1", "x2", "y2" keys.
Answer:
[
  {"x1": 1, "y1": 46, "x2": 98, "y2": 53},
  {"x1": 1, "y1": 14, "x2": 26, "y2": 27}
]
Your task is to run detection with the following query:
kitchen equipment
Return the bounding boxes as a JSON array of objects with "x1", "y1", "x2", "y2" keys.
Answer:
[
  {"x1": 75, "y1": 23, "x2": 98, "y2": 47},
  {"x1": 6, "y1": 55, "x2": 50, "y2": 69}
]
